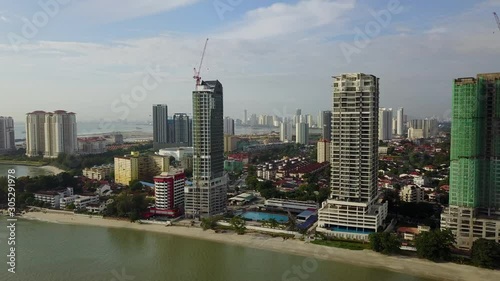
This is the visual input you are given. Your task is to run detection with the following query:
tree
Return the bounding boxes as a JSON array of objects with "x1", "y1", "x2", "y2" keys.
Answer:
[
  {"x1": 230, "y1": 216, "x2": 246, "y2": 235},
  {"x1": 415, "y1": 229, "x2": 455, "y2": 261},
  {"x1": 169, "y1": 156, "x2": 176, "y2": 165},
  {"x1": 245, "y1": 176, "x2": 259, "y2": 190},
  {"x1": 201, "y1": 216, "x2": 221, "y2": 230},
  {"x1": 286, "y1": 214, "x2": 297, "y2": 231},
  {"x1": 184, "y1": 168, "x2": 193, "y2": 178},
  {"x1": 369, "y1": 232, "x2": 401, "y2": 254},
  {"x1": 268, "y1": 218, "x2": 279, "y2": 229},
  {"x1": 369, "y1": 232, "x2": 383, "y2": 252},
  {"x1": 471, "y1": 239, "x2": 500, "y2": 269},
  {"x1": 438, "y1": 177, "x2": 449, "y2": 187},
  {"x1": 130, "y1": 181, "x2": 144, "y2": 192}
]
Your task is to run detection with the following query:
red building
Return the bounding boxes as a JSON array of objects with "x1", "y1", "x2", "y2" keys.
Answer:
[{"x1": 150, "y1": 170, "x2": 186, "y2": 217}]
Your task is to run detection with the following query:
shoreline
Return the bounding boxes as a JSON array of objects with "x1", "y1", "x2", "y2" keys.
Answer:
[
  {"x1": 39, "y1": 165, "x2": 66, "y2": 175},
  {"x1": 20, "y1": 211, "x2": 500, "y2": 281},
  {"x1": 0, "y1": 160, "x2": 47, "y2": 167}
]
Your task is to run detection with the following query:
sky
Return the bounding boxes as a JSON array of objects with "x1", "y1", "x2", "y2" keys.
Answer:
[{"x1": 0, "y1": 0, "x2": 499, "y2": 123}]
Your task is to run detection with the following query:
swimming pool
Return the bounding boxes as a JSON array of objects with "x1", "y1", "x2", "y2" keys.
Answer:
[{"x1": 240, "y1": 211, "x2": 289, "y2": 223}]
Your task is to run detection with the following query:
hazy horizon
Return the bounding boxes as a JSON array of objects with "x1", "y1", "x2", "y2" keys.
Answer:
[{"x1": 1, "y1": 0, "x2": 499, "y2": 122}]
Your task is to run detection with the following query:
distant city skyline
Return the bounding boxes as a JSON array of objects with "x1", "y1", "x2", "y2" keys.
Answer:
[{"x1": 1, "y1": 1, "x2": 499, "y2": 122}]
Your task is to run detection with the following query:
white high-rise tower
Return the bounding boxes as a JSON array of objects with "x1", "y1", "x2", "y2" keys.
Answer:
[
  {"x1": 378, "y1": 108, "x2": 393, "y2": 141},
  {"x1": 317, "y1": 73, "x2": 388, "y2": 241},
  {"x1": 396, "y1": 107, "x2": 404, "y2": 135}
]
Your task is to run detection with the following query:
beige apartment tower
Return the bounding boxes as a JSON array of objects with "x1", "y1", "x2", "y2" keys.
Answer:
[
  {"x1": 317, "y1": 73, "x2": 388, "y2": 241},
  {"x1": 317, "y1": 139, "x2": 330, "y2": 163},
  {"x1": 26, "y1": 110, "x2": 77, "y2": 158}
]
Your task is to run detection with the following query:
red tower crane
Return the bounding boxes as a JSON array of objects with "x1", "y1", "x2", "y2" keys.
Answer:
[
  {"x1": 193, "y1": 38, "x2": 209, "y2": 88},
  {"x1": 494, "y1": 12, "x2": 500, "y2": 31}
]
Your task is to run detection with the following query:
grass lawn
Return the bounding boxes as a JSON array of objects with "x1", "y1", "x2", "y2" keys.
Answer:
[{"x1": 312, "y1": 239, "x2": 370, "y2": 251}]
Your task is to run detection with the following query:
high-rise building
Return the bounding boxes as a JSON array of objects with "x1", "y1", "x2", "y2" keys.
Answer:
[
  {"x1": 249, "y1": 114, "x2": 258, "y2": 126},
  {"x1": 392, "y1": 118, "x2": 397, "y2": 135},
  {"x1": 173, "y1": 113, "x2": 192, "y2": 146},
  {"x1": 396, "y1": 107, "x2": 404, "y2": 135},
  {"x1": 244, "y1": 109, "x2": 247, "y2": 125},
  {"x1": 321, "y1": 111, "x2": 332, "y2": 141},
  {"x1": 26, "y1": 110, "x2": 77, "y2": 158},
  {"x1": 43, "y1": 111, "x2": 77, "y2": 158},
  {"x1": 153, "y1": 104, "x2": 169, "y2": 149},
  {"x1": 425, "y1": 118, "x2": 439, "y2": 138},
  {"x1": 0, "y1": 116, "x2": 15, "y2": 153},
  {"x1": 304, "y1": 114, "x2": 312, "y2": 127},
  {"x1": 294, "y1": 109, "x2": 302, "y2": 125},
  {"x1": 272, "y1": 115, "x2": 281, "y2": 127},
  {"x1": 317, "y1": 73, "x2": 388, "y2": 241},
  {"x1": 317, "y1": 139, "x2": 330, "y2": 163},
  {"x1": 280, "y1": 119, "x2": 293, "y2": 142},
  {"x1": 378, "y1": 108, "x2": 393, "y2": 141},
  {"x1": 153, "y1": 170, "x2": 186, "y2": 217},
  {"x1": 441, "y1": 73, "x2": 500, "y2": 249},
  {"x1": 167, "y1": 119, "x2": 175, "y2": 144},
  {"x1": 407, "y1": 118, "x2": 439, "y2": 139},
  {"x1": 224, "y1": 117, "x2": 235, "y2": 135},
  {"x1": 295, "y1": 122, "x2": 309, "y2": 144},
  {"x1": 26, "y1": 111, "x2": 47, "y2": 157},
  {"x1": 185, "y1": 80, "x2": 228, "y2": 218}
]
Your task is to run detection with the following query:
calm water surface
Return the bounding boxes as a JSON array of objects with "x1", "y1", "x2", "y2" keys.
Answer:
[
  {"x1": 0, "y1": 164, "x2": 52, "y2": 178},
  {"x1": 0, "y1": 220, "x2": 434, "y2": 281}
]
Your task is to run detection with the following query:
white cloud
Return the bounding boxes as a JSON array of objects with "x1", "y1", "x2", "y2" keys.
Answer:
[
  {"x1": 62, "y1": 0, "x2": 200, "y2": 24},
  {"x1": 1, "y1": 0, "x2": 500, "y2": 122},
  {"x1": 219, "y1": 0, "x2": 356, "y2": 40},
  {"x1": 425, "y1": 27, "x2": 447, "y2": 34}
]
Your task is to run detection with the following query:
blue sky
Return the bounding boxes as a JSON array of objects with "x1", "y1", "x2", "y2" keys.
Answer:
[{"x1": 0, "y1": 0, "x2": 499, "y2": 123}]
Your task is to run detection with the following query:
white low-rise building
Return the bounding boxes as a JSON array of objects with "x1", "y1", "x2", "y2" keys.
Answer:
[
  {"x1": 74, "y1": 195, "x2": 100, "y2": 209},
  {"x1": 264, "y1": 198, "x2": 319, "y2": 213},
  {"x1": 96, "y1": 184, "x2": 112, "y2": 196},
  {"x1": 157, "y1": 147, "x2": 193, "y2": 160},
  {"x1": 316, "y1": 199, "x2": 388, "y2": 241},
  {"x1": 413, "y1": 176, "x2": 430, "y2": 187},
  {"x1": 400, "y1": 185, "x2": 425, "y2": 203},
  {"x1": 82, "y1": 164, "x2": 113, "y2": 180},
  {"x1": 86, "y1": 203, "x2": 106, "y2": 214},
  {"x1": 34, "y1": 191, "x2": 61, "y2": 208},
  {"x1": 34, "y1": 187, "x2": 74, "y2": 209},
  {"x1": 60, "y1": 194, "x2": 99, "y2": 209},
  {"x1": 59, "y1": 196, "x2": 76, "y2": 209}
]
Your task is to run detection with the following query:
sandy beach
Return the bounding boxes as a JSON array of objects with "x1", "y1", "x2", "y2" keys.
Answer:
[
  {"x1": 20, "y1": 212, "x2": 500, "y2": 281},
  {"x1": 39, "y1": 165, "x2": 66, "y2": 175}
]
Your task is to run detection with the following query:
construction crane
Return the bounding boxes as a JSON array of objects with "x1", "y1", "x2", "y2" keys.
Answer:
[
  {"x1": 494, "y1": 12, "x2": 500, "y2": 32},
  {"x1": 193, "y1": 38, "x2": 209, "y2": 88}
]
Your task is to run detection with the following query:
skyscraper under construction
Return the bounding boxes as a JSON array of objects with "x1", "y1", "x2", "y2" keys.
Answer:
[
  {"x1": 441, "y1": 73, "x2": 500, "y2": 249},
  {"x1": 184, "y1": 80, "x2": 227, "y2": 218}
]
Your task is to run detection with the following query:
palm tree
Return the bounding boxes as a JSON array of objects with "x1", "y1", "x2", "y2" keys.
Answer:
[
  {"x1": 269, "y1": 218, "x2": 279, "y2": 229},
  {"x1": 230, "y1": 217, "x2": 246, "y2": 235},
  {"x1": 286, "y1": 214, "x2": 297, "y2": 231}
]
